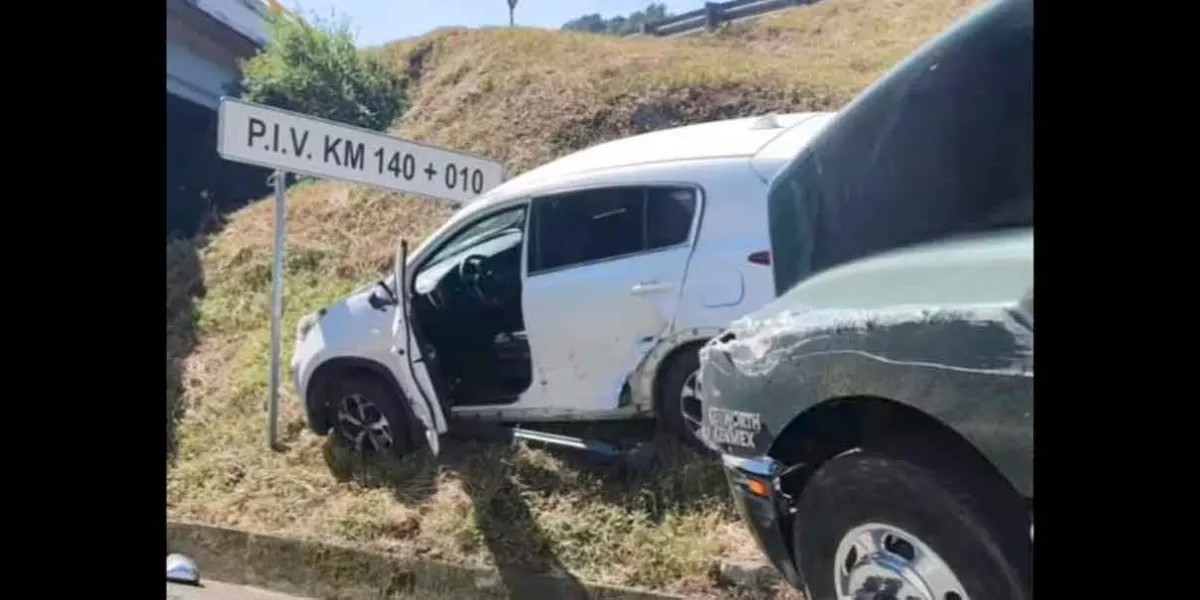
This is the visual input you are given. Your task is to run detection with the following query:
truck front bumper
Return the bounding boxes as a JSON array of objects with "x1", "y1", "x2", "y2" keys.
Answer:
[{"x1": 720, "y1": 454, "x2": 806, "y2": 591}]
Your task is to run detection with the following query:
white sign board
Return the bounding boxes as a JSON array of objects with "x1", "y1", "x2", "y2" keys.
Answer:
[{"x1": 217, "y1": 97, "x2": 506, "y2": 204}]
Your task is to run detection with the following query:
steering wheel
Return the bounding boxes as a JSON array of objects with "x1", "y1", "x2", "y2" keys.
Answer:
[{"x1": 458, "y1": 254, "x2": 497, "y2": 306}]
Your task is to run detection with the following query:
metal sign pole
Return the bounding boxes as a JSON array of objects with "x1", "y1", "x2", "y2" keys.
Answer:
[{"x1": 267, "y1": 169, "x2": 287, "y2": 449}]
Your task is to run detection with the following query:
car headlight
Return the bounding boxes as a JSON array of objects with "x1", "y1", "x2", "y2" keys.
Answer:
[{"x1": 296, "y1": 311, "x2": 320, "y2": 341}]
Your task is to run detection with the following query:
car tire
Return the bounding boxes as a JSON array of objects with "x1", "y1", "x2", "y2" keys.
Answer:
[
  {"x1": 323, "y1": 371, "x2": 416, "y2": 457},
  {"x1": 657, "y1": 347, "x2": 714, "y2": 454},
  {"x1": 792, "y1": 447, "x2": 1031, "y2": 600}
]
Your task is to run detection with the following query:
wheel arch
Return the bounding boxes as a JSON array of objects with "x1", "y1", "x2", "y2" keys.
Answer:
[
  {"x1": 651, "y1": 338, "x2": 709, "y2": 413},
  {"x1": 305, "y1": 356, "x2": 406, "y2": 434},
  {"x1": 768, "y1": 396, "x2": 1027, "y2": 506}
]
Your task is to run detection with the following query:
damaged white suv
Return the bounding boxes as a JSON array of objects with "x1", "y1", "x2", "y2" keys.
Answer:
[{"x1": 291, "y1": 111, "x2": 834, "y2": 455}]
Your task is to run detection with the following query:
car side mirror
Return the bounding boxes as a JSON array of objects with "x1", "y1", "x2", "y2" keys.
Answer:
[
  {"x1": 367, "y1": 280, "x2": 399, "y2": 311},
  {"x1": 167, "y1": 553, "x2": 200, "y2": 585}
]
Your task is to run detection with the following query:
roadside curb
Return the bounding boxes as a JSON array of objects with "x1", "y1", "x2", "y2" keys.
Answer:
[{"x1": 167, "y1": 520, "x2": 688, "y2": 599}]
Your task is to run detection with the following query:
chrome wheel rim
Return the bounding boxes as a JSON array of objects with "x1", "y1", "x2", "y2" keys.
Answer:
[
  {"x1": 834, "y1": 522, "x2": 969, "y2": 600},
  {"x1": 336, "y1": 393, "x2": 394, "y2": 454},
  {"x1": 678, "y1": 369, "x2": 704, "y2": 439}
]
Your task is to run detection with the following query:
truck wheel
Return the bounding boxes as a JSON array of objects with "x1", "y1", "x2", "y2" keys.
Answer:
[
  {"x1": 792, "y1": 448, "x2": 1031, "y2": 600},
  {"x1": 324, "y1": 372, "x2": 415, "y2": 457},
  {"x1": 657, "y1": 347, "x2": 713, "y2": 454}
]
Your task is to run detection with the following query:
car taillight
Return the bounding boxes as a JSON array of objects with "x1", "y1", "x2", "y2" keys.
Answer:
[{"x1": 747, "y1": 251, "x2": 771, "y2": 266}]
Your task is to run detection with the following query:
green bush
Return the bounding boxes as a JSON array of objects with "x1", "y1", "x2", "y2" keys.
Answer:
[{"x1": 240, "y1": 13, "x2": 407, "y2": 132}]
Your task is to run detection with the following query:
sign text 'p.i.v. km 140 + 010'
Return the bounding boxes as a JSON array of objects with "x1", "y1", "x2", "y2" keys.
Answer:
[{"x1": 217, "y1": 97, "x2": 506, "y2": 206}]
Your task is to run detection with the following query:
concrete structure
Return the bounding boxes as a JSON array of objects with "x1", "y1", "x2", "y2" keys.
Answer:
[
  {"x1": 166, "y1": 0, "x2": 275, "y2": 110},
  {"x1": 166, "y1": 0, "x2": 285, "y2": 235}
]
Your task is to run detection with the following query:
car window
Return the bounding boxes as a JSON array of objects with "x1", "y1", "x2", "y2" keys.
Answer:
[
  {"x1": 528, "y1": 185, "x2": 699, "y2": 274},
  {"x1": 646, "y1": 187, "x2": 697, "y2": 250},
  {"x1": 529, "y1": 187, "x2": 644, "y2": 273},
  {"x1": 424, "y1": 207, "x2": 527, "y2": 268},
  {"x1": 767, "y1": 0, "x2": 1032, "y2": 296}
]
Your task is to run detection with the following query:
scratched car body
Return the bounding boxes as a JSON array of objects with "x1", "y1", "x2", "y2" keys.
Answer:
[
  {"x1": 698, "y1": 1, "x2": 1033, "y2": 599},
  {"x1": 290, "y1": 111, "x2": 836, "y2": 454}
]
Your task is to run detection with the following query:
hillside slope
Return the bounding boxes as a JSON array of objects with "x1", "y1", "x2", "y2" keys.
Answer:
[{"x1": 166, "y1": 0, "x2": 986, "y2": 594}]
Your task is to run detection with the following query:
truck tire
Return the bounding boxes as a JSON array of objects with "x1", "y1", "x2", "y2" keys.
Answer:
[
  {"x1": 323, "y1": 371, "x2": 416, "y2": 457},
  {"x1": 792, "y1": 448, "x2": 1031, "y2": 600},
  {"x1": 656, "y1": 347, "x2": 713, "y2": 454}
]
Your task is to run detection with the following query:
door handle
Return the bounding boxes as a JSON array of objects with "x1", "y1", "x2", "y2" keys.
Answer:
[{"x1": 631, "y1": 280, "x2": 672, "y2": 295}]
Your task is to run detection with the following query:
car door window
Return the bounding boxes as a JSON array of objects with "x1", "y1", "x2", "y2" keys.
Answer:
[
  {"x1": 424, "y1": 207, "x2": 527, "y2": 270},
  {"x1": 645, "y1": 187, "x2": 697, "y2": 250},
  {"x1": 528, "y1": 185, "x2": 700, "y2": 274},
  {"x1": 414, "y1": 205, "x2": 526, "y2": 295},
  {"x1": 529, "y1": 187, "x2": 645, "y2": 273}
]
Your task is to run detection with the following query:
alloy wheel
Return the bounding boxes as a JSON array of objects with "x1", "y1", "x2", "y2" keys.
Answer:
[{"x1": 335, "y1": 393, "x2": 395, "y2": 454}]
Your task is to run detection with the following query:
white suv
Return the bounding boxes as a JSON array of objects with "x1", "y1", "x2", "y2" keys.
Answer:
[{"x1": 291, "y1": 111, "x2": 835, "y2": 455}]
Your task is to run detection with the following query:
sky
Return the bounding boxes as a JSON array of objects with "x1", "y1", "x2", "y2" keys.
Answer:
[{"x1": 281, "y1": 0, "x2": 686, "y2": 47}]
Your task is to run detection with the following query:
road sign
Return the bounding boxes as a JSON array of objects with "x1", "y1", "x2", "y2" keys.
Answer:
[
  {"x1": 217, "y1": 97, "x2": 506, "y2": 205},
  {"x1": 215, "y1": 97, "x2": 507, "y2": 449}
]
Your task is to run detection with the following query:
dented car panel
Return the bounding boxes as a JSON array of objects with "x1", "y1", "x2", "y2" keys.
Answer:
[
  {"x1": 701, "y1": 224, "x2": 1034, "y2": 490},
  {"x1": 701, "y1": 300, "x2": 1033, "y2": 497},
  {"x1": 629, "y1": 326, "x2": 727, "y2": 411}
]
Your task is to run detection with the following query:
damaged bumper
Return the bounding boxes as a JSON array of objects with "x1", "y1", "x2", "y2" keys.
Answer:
[
  {"x1": 699, "y1": 330, "x2": 799, "y2": 584},
  {"x1": 720, "y1": 454, "x2": 805, "y2": 590}
]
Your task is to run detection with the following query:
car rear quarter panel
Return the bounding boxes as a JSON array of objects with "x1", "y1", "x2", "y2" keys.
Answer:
[{"x1": 670, "y1": 162, "x2": 775, "y2": 332}]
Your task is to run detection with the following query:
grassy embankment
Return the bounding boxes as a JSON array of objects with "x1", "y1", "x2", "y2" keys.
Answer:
[{"x1": 166, "y1": 0, "x2": 984, "y2": 595}]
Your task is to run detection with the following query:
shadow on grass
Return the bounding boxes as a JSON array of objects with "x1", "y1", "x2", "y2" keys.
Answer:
[
  {"x1": 166, "y1": 90, "x2": 273, "y2": 461},
  {"x1": 322, "y1": 437, "x2": 588, "y2": 597},
  {"x1": 453, "y1": 441, "x2": 593, "y2": 599},
  {"x1": 167, "y1": 237, "x2": 206, "y2": 462},
  {"x1": 322, "y1": 419, "x2": 730, "y2": 597}
]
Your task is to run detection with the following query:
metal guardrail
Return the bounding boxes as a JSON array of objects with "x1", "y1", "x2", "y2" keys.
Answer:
[{"x1": 631, "y1": 0, "x2": 821, "y2": 37}]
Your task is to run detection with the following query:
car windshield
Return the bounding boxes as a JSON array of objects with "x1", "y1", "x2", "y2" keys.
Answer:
[
  {"x1": 424, "y1": 208, "x2": 526, "y2": 268},
  {"x1": 766, "y1": 0, "x2": 1032, "y2": 296}
]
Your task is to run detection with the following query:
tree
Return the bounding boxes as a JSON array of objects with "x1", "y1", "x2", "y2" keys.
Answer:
[
  {"x1": 561, "y1": 3, "x2": 672, "y2": 35},
  {"x1": 561, "y1": 13, "x2": 607, "y2": 33},
  {"x1": 507, "y1": 0, "x2": 518, "y2": 26},
  {"x1": 240, "y1": 12, "x2": 406, "y2": 133}
]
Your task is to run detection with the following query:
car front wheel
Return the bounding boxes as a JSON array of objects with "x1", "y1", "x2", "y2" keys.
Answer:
[
  {"x1": 324, "y1": 372, "x2": 415, "y2": 457},
  {"x1": 792, "y1": 448, "x2": 1031, "y2": 600}
]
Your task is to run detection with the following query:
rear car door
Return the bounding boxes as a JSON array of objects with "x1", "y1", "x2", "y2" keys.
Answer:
[{"x1": 521, "y1": 185, "x2": 701, "y2": 412}]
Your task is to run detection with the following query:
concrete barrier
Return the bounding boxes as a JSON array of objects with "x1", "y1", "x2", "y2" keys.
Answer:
[{"x1": 167, "y1": 520, "x2": 688, "y2": 599}]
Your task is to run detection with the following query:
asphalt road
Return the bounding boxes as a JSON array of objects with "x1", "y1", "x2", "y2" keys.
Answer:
[{"x1": 167, "y1": 581, "x2": 312, "y2": 600}]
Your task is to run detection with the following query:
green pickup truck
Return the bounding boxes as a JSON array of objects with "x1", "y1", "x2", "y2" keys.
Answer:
[{"x1": 697, "y1": 1, "x2": 1033, "y2": 599}]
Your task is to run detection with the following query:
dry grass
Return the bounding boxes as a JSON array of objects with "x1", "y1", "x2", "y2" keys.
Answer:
[{"x1": 166, "y1": 0, "x2": 985, "y2": 596}]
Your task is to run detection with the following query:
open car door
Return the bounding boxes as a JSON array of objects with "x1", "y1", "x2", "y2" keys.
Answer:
[
  {"x1": 384, "y1": 237, "x2": 637, "y2": 464},
  {"x1": 390, "y1": 241, "x2": 449, "y2": 455}
]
